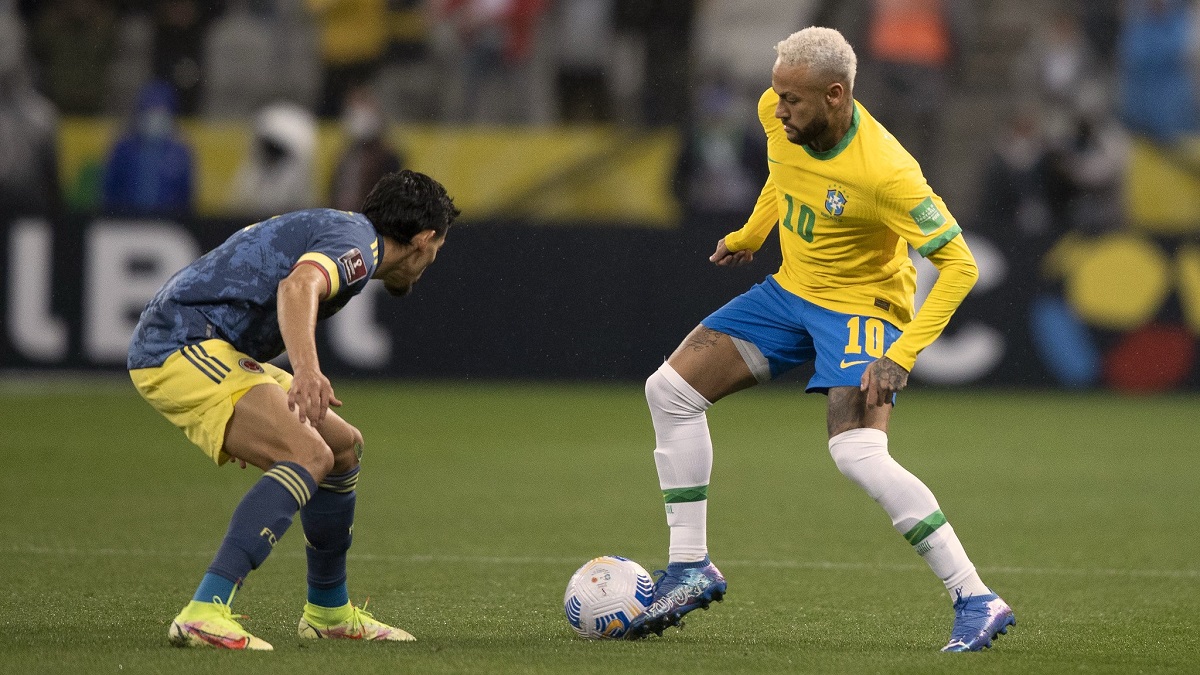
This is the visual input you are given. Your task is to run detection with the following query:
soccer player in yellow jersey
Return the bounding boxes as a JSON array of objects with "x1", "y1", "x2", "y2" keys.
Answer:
[{"x1": 628, "y1": 28, "x2": 1015, "y2": 652}]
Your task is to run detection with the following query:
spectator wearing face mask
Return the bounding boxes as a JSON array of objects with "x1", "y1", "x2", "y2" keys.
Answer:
[
  {"x1": 0, "y1": 4, "x2": 60, "y2": 218},
  {"x1": 101, "y1": 79, "x2": 194, "y2": 218},
  {"x1": 229, "y1": 101, "x2": 319, "y2": 219},
  {"x1": 329, "y1": 86, "x2": 403, "y2": 211}
]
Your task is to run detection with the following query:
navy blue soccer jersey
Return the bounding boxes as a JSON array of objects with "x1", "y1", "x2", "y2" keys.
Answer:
[{"x1": 128, "y1": 209, "x2": 381, "y2": 369}]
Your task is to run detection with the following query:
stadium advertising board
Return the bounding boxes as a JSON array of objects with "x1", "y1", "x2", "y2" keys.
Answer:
[{"x1": 2, "y1": 214, "x2": 1196, "y2": 391}]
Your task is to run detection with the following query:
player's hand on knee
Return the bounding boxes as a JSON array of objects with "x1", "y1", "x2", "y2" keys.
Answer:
[
  {"x1": 288, "y1": 366, "x2": 343, "y2": 425},
  {"x1": 860, "y1": 356, "x2": 908, "y2": 408}
]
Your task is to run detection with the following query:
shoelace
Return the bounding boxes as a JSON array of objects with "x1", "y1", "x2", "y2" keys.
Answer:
[
  {"x1": 209, "y1": 584, "x2": 250, "y2": 623},
  {"x1": 651, "y1": 570, "x2": 668, "y2": 593},
  {"x1": 652, "y1": 568, "x2": 695, "y2": 597},
  {"x1": 348, "y1": 597, "x2": 376, "y2": 632},
  {"x1": 951, "y1": 589, "x2": 975, "y2": 611},
  {"x1": 948, "y1": 592, "x2": 990, "y2": 640},
  {"x1": 652, "y1": 566, "x2": 699, "y2": 590}
]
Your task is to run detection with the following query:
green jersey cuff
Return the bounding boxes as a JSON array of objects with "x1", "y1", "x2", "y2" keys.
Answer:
[{"x1": 916, "y1": 224, "x2": 962, "y2": 258}]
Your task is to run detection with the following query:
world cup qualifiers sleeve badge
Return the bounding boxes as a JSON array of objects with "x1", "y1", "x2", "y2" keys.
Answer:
[{"x1": 339, "y1": 248, "x2": 368, "y2": 284}]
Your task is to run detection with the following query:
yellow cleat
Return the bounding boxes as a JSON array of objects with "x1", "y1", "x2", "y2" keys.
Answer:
[
  {"x1": 297, "y1": 600, "x2": 416, "y2": 642},
  {"x1": 168, "y1": 596, "x2": 273, "y2": 650}
]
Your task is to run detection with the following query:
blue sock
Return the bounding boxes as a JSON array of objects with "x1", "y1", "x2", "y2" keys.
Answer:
[
  {"x1": 307, "y1": 583, "x2": 349, "y2": 609},
  {"x1": 192, "y1": 572, "x2": 237, "y2": 604},
  {"x1": 301, "y1": 466, "x2": 358, "y2": 608},
  {"x1": 203, "y1": 462, "x2": 317, "y2": 603}
]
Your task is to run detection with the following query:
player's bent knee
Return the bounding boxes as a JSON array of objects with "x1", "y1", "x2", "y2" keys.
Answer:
[
  {"x1": 828, "y1": 428, "x2": 893, "y2": 498},
  {"x1": 645, "y1": 370, "x2": 666, "y2": 408},
  {"x1": 330, "y1": 425, "x2": 364, "y2": 473},
  {"x1": 830, "y1": 446, "x2": 874, "y2": 480},
  {"x1": 646, "y1": 363, "x2": 708, "y2": 417},
  {"x1": 315, "y1": 410, "x2": 364, "y2": 473}
]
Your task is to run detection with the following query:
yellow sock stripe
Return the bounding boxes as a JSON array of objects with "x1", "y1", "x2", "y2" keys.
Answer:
[
  {"x1": 318, "y1": 472, "x2": 358, "y2": 494},
  {"x1": 277, "y1": 465, "x2": 314, "y2": 504},
  {"x1": 266, "y1": 466, "x2": 312, "y2": 507},
  {"x1": 316, "y1": 485, "x2": 356, "y2": 493},
  {"x1": 266, "y1": 469, "x2": 307, "y2": 507}
]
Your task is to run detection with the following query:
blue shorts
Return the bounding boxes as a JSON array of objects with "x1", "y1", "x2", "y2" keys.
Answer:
[{"x1": 702, "y1": 276, "x2": 902, "y2": 393}]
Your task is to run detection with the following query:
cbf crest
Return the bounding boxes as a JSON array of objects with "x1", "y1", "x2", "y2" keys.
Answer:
[{"x1": 825, "y1": 188, "x2": 847, "y2": 216}]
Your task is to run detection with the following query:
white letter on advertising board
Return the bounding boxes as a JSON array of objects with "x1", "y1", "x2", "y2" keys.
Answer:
[
  {"x1": 7, "y1": 218, "x2": 68, "y2": 362},
  {"x1": 84, "y1": 221, "x2": 199, "y2": 363}
]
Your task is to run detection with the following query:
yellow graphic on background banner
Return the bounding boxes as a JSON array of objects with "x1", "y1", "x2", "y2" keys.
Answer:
[
  {"x1": 1125, "y1": 137, "x2": 1200, "y2": 234},
  {"x1": 57, "y1": 119, "x2": 681, "y2": 226},
  {"x1": 1044, "y1": 232, "x2": 1174, "y2": 331}
]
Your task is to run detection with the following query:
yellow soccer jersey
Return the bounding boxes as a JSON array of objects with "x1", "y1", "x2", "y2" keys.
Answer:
[{"x1": 724, "y1": 92, "x2": 964, "y2": 329}]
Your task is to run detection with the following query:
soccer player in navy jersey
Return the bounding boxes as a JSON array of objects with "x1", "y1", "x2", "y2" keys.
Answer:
[{"x1": 129, "y1": 170, "x2": 459, "y2": 650}]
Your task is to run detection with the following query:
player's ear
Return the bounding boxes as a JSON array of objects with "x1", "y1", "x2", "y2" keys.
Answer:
[
  {"x1": 410, "y1": 229, "x2": 438, "y2": 250},
  {"x1": 826, "y1": 82, "x2": 844, "y2": 106}
]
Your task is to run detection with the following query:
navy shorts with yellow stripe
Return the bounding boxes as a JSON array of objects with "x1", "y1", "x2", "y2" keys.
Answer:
[
  {"x1": 129, "y1": 340, "x2": 292, "y2": 465},
  {"x1": 702, "y1": 276, "x2": 902, "y2": 393}
]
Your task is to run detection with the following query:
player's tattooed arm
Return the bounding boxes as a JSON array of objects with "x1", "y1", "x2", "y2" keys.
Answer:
[{"x1": 860, "y1": 356, "x2": 909, "y2": 408}]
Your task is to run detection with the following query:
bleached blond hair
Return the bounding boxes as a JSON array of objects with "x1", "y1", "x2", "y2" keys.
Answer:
[{"x1": 775, "y1": 27, "x2": 857, "y2": 91}]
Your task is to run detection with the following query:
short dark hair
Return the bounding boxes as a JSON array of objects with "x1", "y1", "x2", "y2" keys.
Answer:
[{"x1": 361, "y1": 170, "x2": 461, "y2": 242}]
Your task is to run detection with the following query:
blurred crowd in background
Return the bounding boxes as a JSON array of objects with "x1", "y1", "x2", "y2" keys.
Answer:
[
  {"x1": 2, "y1": 0, "x2": 1199, "y2": 391},
  {"x1": 0, "y1": 0, "x2": 1197, "y2": 233}
]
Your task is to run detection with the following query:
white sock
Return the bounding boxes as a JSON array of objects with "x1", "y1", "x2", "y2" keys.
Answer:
[
  {"x1": 664, "y1": 500, "x2": 707, "y2": 563},
  {"x1": 829, "y1": 428, "x2": 989, "y2": 599},
  {"x1": 918, "y1": 524, "x2": 991, "y2": 599},
  {"x1": 646, "y1": 362, "x2": 712, "y2": 563}
]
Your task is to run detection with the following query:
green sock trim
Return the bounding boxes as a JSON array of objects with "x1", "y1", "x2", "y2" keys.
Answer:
[
  {"x1": 662, "y1": 485, "x2": 708, "y2": 504},
  {"x1": 903, "y1": 510, "x2": 947, "y2": 545}
]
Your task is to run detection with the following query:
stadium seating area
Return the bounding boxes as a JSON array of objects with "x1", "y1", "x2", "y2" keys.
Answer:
[{"x1": 16, "y1": 0, "x2": 1194, "y2": 225}]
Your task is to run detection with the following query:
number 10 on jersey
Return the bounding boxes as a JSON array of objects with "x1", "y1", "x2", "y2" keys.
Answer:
[{"x1": 782, "y1": 194, "x2": 816, "y2": 243}]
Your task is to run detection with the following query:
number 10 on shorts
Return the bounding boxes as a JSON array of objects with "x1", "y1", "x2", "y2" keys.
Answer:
[{"x1": 845, "y1": 316, "x2": 885, "y2": 357}]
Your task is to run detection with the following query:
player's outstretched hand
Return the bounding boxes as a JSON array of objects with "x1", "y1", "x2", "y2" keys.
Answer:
[
  {"x1": 710, "y1": 238, "x2": 755, "y2": 267},
  {"x1": 860, "y1": 356, "x2": 908, "y2": 408},
  {"x1": 288, "y1": 366, "x2": 343, "y2": 425}
]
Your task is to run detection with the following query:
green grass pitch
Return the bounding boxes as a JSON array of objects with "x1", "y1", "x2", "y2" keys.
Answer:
[{"x1": 2, "y1": 379, "x2": 1198, "y2": 674}]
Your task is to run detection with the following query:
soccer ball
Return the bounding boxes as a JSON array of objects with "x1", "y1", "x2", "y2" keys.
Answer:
[{"x1": 563, "y1": 555, "x2": 655, "y2": 639}]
